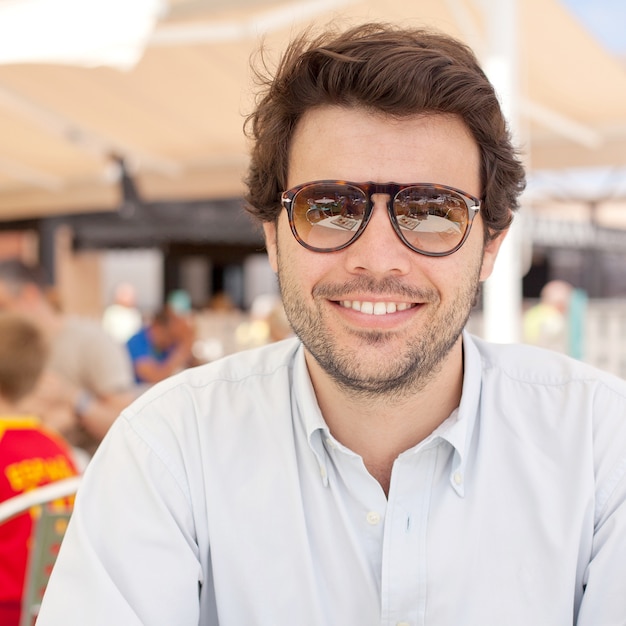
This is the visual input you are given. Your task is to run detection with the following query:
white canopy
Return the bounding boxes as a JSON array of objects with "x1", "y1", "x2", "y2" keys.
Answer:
[{"x1": 0, "y1": 0, "x2": 625, "y2": 220}]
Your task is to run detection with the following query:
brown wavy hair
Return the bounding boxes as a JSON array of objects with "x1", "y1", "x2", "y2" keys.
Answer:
[{"x1": 244, "y1": 23, "x2": 526, "y2": 241}]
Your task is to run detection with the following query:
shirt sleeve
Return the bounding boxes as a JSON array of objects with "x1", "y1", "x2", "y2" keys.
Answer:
[
  {"x1": 576, "y1": 473, "x2": 626, "y2": 623},
  {"x1": 576, "y1": 382, "x2": 626, "y2": 625},
  {"x1": 36, "y1": 415, "x2": 204, "y2": 626}
]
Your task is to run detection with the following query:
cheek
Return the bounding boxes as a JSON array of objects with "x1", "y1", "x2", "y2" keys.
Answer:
[
  {"x1": 447, "y1": 221, "x2": 488, "y2": 282},
  {"x1": 425, "y1": 242, "x2": 484, "y2": 299},
  {"x1": 275, "y1": 226, "x2": 338, "y2": 292}
]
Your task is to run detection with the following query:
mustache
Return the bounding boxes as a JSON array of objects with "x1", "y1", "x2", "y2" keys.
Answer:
[{"x1": 312, "y1": 277, "x2": 437, "y2": 302}]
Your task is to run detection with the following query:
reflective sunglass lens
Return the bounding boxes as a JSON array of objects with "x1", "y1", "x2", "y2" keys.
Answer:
[
  {"x1": 292, "y1": 184, "x2": 367, "y2": 250},
  {"x1": 393, "y1": 187, "x2": 468, "y2": 253}
]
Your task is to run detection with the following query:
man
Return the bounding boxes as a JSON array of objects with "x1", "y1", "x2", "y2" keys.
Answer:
[
  {"x1": 0, "y1": 259, "x2": 137, "y2": 457},
  {"x1": 126, "y1": 307, "x2": 195, "y2": 385},
  {"x1": 38, "y1": 24, "x2": 626, "y2": 625}
]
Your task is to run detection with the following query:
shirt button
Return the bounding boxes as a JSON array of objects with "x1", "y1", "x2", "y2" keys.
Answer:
[
  {"x1": 366, "y1": 511, "x2": 381, "y2": 525},
  {"x1": 453, "y1": 471, "x2": 463, "y2": 485}
]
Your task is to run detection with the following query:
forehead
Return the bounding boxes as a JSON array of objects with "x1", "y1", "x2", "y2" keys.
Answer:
[{"x1": 288, "y1": 106, "x2": 480, "y2": 195}]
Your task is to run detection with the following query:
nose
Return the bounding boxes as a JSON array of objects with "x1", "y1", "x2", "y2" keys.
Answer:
[{"x1": 342, "y1": 193, "x2": 412, "y2": 276}]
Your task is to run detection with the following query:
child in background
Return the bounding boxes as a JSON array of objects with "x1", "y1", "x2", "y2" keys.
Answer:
[{"x1": 0, "y1": 312, "x2": 79, "y2": 626}]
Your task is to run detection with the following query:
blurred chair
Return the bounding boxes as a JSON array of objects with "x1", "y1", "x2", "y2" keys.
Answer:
[{"x1": 0, "y1": 477, "x2": 81, "y2": 626}]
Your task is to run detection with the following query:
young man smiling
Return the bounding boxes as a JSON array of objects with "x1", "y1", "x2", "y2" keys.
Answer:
[
  {"x1": 38, "y1": 24, "x2": 626, "y2": 625},
  {"x1": 263, "y1": 109, "x2": 496, "y2": 493}
]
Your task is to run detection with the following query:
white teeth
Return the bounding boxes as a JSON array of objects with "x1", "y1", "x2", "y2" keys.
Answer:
[{"x1": 340, "y1": 300, "x2": 412, "y2": 315}]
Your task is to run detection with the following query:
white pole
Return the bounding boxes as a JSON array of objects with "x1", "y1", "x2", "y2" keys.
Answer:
[{"x1": 480, "y1": 0, "x2": 523, "y2": 343}]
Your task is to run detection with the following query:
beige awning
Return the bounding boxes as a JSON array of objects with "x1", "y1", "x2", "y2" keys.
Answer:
[{"x1": 0, "y1": 0, "x2": 625, "y2": 221}]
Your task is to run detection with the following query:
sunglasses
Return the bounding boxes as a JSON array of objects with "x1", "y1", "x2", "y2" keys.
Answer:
[{"x1": 281, "y1": 180, "x2": 481, "y2": 257}]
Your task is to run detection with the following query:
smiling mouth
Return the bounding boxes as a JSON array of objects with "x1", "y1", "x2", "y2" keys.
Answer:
[{"x1": 339, "y1": 300, "x2": 416, "y2": 315}]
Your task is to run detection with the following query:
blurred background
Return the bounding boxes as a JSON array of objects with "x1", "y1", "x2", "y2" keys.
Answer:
[{"x1": 1, "y1": 0, "x2": 625, "y2": 374}]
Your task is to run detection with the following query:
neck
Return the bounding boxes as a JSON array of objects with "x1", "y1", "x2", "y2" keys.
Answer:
[{"x1": 306, "y1": 340, "x2": 464, "y2": 494}]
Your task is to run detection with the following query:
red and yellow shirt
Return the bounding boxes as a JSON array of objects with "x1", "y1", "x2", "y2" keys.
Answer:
[{"x1": 0, "y1": 416, "x2": 79, "y2": 626}]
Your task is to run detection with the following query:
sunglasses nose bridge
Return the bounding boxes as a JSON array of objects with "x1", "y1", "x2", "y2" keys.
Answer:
[
  {"x1": 368, "y1": 188, "x2": 403, "y2": 234},
  {"x1": 369, "y1": 191, "x2": 392, "y2": 211},
  {"x1": 358, "y1": 190, "x2": 391, "y2": 232},
  {"x1": 353, "y1": 190, "x2": 403, "y2": 248}
]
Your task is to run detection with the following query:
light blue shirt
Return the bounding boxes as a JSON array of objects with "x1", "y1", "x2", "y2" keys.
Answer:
[{"x1": 38, "y1": 333, "x2": 626, "y2": 625}]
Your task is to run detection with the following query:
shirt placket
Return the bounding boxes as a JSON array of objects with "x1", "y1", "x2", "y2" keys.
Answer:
[{"x1": 380, "y1": 442, "x2": 445, "y2": 626}]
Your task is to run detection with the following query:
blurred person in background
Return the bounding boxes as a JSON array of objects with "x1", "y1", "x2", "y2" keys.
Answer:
[
  {"x1": 126, "y1": 306, "x2": 196, "y2": 385},
  {"x1": 0, "y1": 259, "x2": 137, "y2": 458},
  {"x1": 524, "y1": 279, "x2": 588, "y2": 359},
  {"x1": 101, "y1": 281, "x2": 142, "y2": 344},
  {"x1": 523, "y1": 279, "x2": 573, "y2": 353},
  {"x1": 0, "y1": 312, "x2": 79, "y2": 626}
]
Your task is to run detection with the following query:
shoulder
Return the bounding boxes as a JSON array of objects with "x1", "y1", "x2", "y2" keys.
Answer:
[
  {"x1": 470, "y1": 333, "x2": 626, "y2": 397},
  {"x1": 124, "y1": 337, "x2": 302, "y2": 424},
  {"x1": 467, "y1": 334, "x2": 626, "y2": 489},
  {"x1": 464, "y1": 335, "x2": 626, "y2": 534},
  {"x1": 86, "y1": 339, "x2": 303, "y2": 517},
  {"x1": 464, "y1": 332, "x2": 626, "y2": 459},
  {"x1": 104, "y1": 338, "x2": 303, "y2": 482}
]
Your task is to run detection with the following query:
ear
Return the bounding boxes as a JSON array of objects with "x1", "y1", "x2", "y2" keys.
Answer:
[
  {"x1": 263, "y1": 221, "x2": 278, "y2": 273},
  {"x1": 479, "y1": 229, "x2": 508, "y2": 282}
]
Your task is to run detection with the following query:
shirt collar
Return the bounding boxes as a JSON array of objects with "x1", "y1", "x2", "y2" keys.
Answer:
[
  {"x1": 449, "y1": 330, "x2": 483, "y2": 496},
  {"x1": 291, "y1": 343, "x2": 332, "y2": 486},
  {"x1": 291, "y1": 331, "x2": 484, "y2": 495}
]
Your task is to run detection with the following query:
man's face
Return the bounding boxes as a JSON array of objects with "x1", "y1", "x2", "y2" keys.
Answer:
[{"x1": 263, "y1": 106, "x2": 505, "y2": 397}]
